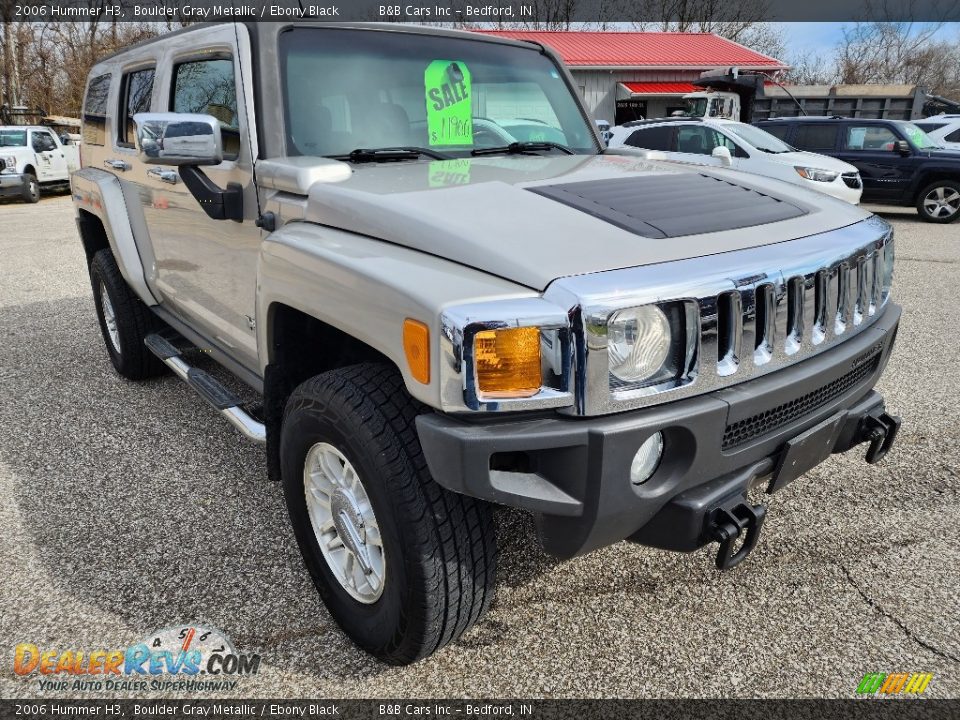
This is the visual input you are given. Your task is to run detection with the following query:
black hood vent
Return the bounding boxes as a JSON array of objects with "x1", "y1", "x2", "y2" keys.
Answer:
[{"x1": 528, "y1": 173, "x2": 807, "y2": 239}]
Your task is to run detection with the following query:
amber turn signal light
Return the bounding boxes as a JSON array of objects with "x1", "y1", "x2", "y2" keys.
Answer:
[
  {"x1": 474, "y1": 327, "x2": 542, "y2": 397},
  {"x1": 403, "y1": 319, "x2": 430, "y2": 384}
]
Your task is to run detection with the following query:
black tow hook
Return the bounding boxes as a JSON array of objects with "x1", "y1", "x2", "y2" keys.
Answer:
[
  {"x1": 710, "y1": 502, "x2": 767, "y2": 571},
  {"x1": 861, "y1": 411, "x2": 901, "y2": 464}
]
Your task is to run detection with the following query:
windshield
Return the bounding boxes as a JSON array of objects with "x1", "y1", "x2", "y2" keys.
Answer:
[
  {"x1": 279, "y1": 28, "x2": 598, "y2": 158},
  {"x1": 726, "y1": 123, "x2": 794, "y2": 153},
  {"x1": 0, "y1": 130, "x2": 27, "y2": 147},
  {"x1": 899, "y1": 122, "x2": 940, "y2": 149}
]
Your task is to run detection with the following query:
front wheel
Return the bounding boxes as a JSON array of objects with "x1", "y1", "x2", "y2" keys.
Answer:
[
  {"x1": 280, "y1": 364, "x2": 497, "y2": 664},
  {"x1": 21, "y1": 172, "x2": 39, "y2": 203},
  {"x1": 89, "y1": 249, "x2": 166, "y2": 380},
  {"x1": 916, "y1": 180, "x2": 960, "y2": 223}
]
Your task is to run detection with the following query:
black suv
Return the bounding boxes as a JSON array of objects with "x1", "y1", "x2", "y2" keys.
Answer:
[{"x1": 757, "y1": 116, "x2": 960, "y2": 223}]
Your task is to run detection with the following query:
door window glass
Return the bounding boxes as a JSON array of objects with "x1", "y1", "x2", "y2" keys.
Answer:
[
  {"x1": 83, "y1": 73, "x2": 111, "y2": 146},
  {"x1": 676, "y1": 125, "x2": 724, "y2": 154},
  {"x1": 625, "y1": 125, "x2": 673, "y2": 151},
  {"x1": 32, "y1": 132, "x2": 57, "y2": 152},
  {"x1": 945, "y1": 128, "x2": 960, "y2": 143},
  {"x1": 844, "y1": 126, "x2": 899, "y2": 151},
  {"x1": 119, "y1": 68, "x2": 155, "y2": 146},
  {"x1": 793, "y1": 124, "x2": 838, "y2": 151},
  {"x1": 171, "y1": 57, "x2": 239, "y2": 160}
]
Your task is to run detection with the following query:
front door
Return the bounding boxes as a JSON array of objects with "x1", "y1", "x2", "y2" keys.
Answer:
[
  {"x1": 834, "y1": 123, "x2": 915, "y2": 202},
  {"x1": 138, "y1": 25, "x2": 261, "y2": 370},
  {"x1": 30, "y1": 129, "x2": 68, "y2": 181}
]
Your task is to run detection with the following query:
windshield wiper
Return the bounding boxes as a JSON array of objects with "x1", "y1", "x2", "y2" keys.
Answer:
[
  {"x1": 471, "y1": 141, "x2": 575, "y2": 157},
  {"x1": 331, "y1": 147, "x2": 451, "y2": 163}
]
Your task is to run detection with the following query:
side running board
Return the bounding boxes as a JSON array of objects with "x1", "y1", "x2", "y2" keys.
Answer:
[{"x1": 144, "y1": 334, "x2": 266, "y2": 444}]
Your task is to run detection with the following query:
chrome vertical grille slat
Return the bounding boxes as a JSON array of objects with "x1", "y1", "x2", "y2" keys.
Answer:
[{"x1": 785, "y1": 276, "x2": 804, "y2": 356}]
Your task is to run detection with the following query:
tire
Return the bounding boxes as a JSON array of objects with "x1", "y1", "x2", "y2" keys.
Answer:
[
  {"x1": 280, "y1": 363, "x2": 497, "y2": 665},
  {"x1": 21, "y1": 172, "x2": 40, "y2": 203},
  {"x1": 916, "y1": 180, "x2": 960, "y2": 223},
  {"x1": 89, "y1": 249, "x2": 166, "y2": 380}
]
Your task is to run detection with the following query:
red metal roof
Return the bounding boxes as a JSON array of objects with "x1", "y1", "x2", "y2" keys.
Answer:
[
  {"x1": 621, "y1": 82, "x2": 698, "y2": 95},
  {"x1": 477, "y1": 31, "x2": 785, "y2": 69}
]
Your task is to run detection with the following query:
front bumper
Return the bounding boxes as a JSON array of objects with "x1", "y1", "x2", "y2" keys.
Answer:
[
  {"x1": 417, "y1": 302, "x2": 901, "y2": 559},
  {"x1": 0, "y1": 172, "x2": 26, "y2": 198}
]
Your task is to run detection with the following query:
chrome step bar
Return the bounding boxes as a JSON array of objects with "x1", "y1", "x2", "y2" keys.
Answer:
[{"x1": 144, "y1": 334, "x2": 266, "y2": 444}]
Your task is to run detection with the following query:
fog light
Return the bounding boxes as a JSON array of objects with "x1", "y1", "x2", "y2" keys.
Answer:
[{"x1": 630, "y1": 432, "x2": 663, "y2": 485}]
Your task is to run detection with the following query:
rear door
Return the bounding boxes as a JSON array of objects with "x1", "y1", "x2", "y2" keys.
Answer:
[{"x1": 834, "y1": 123, "x2": 914, "y2": 202}]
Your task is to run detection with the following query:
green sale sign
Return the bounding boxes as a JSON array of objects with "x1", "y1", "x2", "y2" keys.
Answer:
[{"x1": 424, "y1": 60, "x2": 473, "y2": 146}]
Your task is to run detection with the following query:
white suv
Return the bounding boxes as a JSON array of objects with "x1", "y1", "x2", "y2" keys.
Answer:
[
  {"x1": 608, "y1": 117, "x2": 863, "y2": 204},
  {"x1": 915, "y1": 116, "x2": 960, "y2": 151}
]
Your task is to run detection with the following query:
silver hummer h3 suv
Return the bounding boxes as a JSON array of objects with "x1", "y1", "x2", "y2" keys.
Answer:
[{"x1": 73, "y1": 22, "x2": 902, "y2": 664}]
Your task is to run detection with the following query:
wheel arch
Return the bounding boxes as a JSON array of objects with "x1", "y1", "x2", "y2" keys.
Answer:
[
  {"x1": 912, "y1": 170, "x2": 960, "y2": 200},
  {"x1": 71, "y1": 166, "x2": 158, "y2": 305}
]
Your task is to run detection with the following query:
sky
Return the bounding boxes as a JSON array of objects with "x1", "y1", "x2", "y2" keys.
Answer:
[{"x1": 780, "y1": 22, "x2": 959, "y2": 56}]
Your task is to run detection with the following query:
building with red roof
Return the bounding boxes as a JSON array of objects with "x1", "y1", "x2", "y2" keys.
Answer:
[{"x1": 476, "y1": 31, "x2": 787, "y2": 124}]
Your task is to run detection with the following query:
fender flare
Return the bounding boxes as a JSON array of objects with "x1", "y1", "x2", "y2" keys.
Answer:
[{"x1": 71, "y1": 166, "x2": 158, "y2": 305}]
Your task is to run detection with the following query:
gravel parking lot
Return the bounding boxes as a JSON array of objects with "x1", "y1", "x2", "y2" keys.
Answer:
[{"x1": 1, "y1": 195, "x2": 957, "y2": 699}]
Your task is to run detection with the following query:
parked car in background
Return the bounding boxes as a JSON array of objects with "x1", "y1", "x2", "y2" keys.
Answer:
[
  {"x1": 0, "y1": 125, "x2": 80, "y2": 203},
  {"x1": 608, "y1": 117, "x2": 863, "y2": 204},
  {"x1": 758, "y1": 116, "x2": 960, "y2": 223},
  {"x1": 914, "y1": 116, "x2": 960, "y2": 151}
]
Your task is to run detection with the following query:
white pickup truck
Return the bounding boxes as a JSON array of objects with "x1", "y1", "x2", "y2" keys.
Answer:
[{"x1": 0, "y1": 125, "x2": 80, "y2": 203}]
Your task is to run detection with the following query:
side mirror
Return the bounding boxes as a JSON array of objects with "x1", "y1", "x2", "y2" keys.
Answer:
[
  {"x1": 134, "y1": 112, "x2": 223, "y2": 166},
  {"x1": 712, "y1": 145, "x2": 733, "y2": 166},
  {"x1": 895, "y1": 139, "x2": 911, "y2": 155},
  {"x1": 60, "y1": 134, "x2": 71, "y2": 145}
]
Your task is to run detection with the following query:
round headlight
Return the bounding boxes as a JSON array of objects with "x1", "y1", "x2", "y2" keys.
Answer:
[{"x1": 608, "y1": 306, "x2": 672, "y2": 383}]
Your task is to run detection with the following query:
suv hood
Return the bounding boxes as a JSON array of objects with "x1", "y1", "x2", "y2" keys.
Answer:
[{"x1": 298, "y1": 152, "x2": 870, "y2": 291}]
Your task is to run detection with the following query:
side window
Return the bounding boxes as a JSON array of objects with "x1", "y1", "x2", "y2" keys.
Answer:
[
  {"x1": 118, "y1": 67, "x2": 155, "y2": 147},
  {"x1": 625, "y1": 126, "x2": 673, "y2": 151},
  {"x1": 844, "y1": 125, "x2": 899, "y2": 151},
  {"x1": 761, "y1": 124, "x2": 791, "y2": 141},
  {"x1": 171, "y1": 57, "x2": 239, "y2": 160},
  {"x1": 793, "y1": 124, "x2": 838, "y2": 151},
  {"x1": 915, "y1": 122, "x2": 947, "y2": 133},
  {"x1": 676, "y1": 125, "x2": 716, "y2": 155},
  {"x1": 82, "y1": 73, "x2": 111, "y2": 146},
  {"x1": 32, "y1": 131, "x2": 57, "y2": 152},
  {"x1": 945, "y1": 128, "x2": 960, "y2": 143},
  {"x1": 712, "y1": 130, "x2": 740, "y2": 155}
]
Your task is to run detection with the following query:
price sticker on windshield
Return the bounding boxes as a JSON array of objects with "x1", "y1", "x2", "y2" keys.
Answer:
[{"x1": 425, "y1": 60, "x2": 472, "y2": 146}]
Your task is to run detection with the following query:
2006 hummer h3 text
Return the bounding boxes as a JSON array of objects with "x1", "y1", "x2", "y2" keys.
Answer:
[{"x1": 73, "y1": 22, "x2": 902, "y2": 664}]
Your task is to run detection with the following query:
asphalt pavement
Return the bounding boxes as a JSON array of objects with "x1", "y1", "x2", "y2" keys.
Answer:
[{"x1": 0, "y1": 195, "x2": 957, "y2": 699}]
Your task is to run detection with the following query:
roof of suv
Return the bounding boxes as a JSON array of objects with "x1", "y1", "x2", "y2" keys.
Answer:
[
  {"x1": 758, "y1": 116, "x2": 904, "y2": 124},
  {"x1": 93, "y1": 21, "x2": 541, "y2": 64}
]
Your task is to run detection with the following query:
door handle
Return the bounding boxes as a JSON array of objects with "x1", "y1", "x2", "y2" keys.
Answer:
[
  {"x1": 104, "y1": 159, "x2": 131, "y2": 171},
  {"x1": 147, "y1": 168, "x2": 179, "y2": 185}
]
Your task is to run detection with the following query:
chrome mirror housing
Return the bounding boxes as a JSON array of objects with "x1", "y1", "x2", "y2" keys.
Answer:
[{"x1": 134, "y1": 112, "x2": 223, "y2": 166}]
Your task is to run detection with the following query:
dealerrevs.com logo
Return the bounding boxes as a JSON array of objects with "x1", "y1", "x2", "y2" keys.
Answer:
[{"x1": 13, "y1": 625, "x2": 261, "y2": 693}]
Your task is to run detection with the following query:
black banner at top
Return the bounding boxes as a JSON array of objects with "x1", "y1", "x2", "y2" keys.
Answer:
[{"x1": 6, "y1": 0, "x2": 960, "y2": 22}]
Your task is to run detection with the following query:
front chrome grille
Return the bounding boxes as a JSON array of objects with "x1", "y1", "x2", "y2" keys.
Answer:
[
  {"x1": 703, "y1": 239, "x2": 892, "y2": 381},
  {"x1": 842, "y1": 173, "x2": 862, "y2": 189}
]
